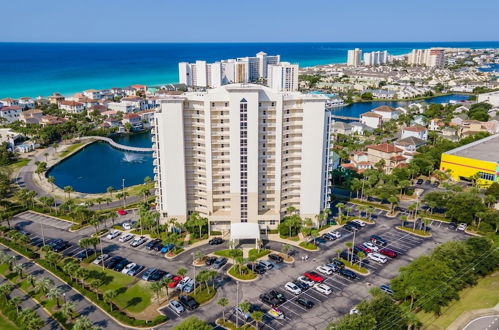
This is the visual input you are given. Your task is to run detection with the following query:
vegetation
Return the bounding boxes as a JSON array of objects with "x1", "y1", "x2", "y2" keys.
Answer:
[
  {"x1": 228, "y1": 265, "x2": 256, "y2": 281},
  {"x1": 298, "y1": 241, "x2": 318, "y2": 250},
  {"x1": 173, "y1": 317, "x2": 213, "y2": 330},
  {"x1": 396, "y1": 226, "x2": 431, "y2": 237},
  {"x1": 338, "y1": 258, "x2": 369, "y2": 274},
  {"x1": 247, "y1": 248, "x2": 270, "y2": 260}
]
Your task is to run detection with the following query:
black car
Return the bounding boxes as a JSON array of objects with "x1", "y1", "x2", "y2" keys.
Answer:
[
  {"x1": 113, "y1": 259, "x2": 129, "y2": 272},
  {"x1": 296, "y1": 297, "x2": 314, "y2": 309},
  {"x1": 212, "y1": 257, "x2": 228, "y2": 269},
  {"x1": 247, "y1": 263, "x2": 266, "y2": 274},
  {"x1": 448, "y1": 222, "x2": 457, "y2": 230},
  {"x1": 424, "y1": 180, "x2": 431, "y2": 185},
  {"x1": 339, "y1": 268, "x2": 358, "y2": 280},
  {"x1": 259, "y1": 293, "x2": 282, "y2": 307},
  {"x1": 346, "y1": 221, "x2": 362, "y2": 230},
  {"x1": 340, "y1": 251, "x2": 359, "y2": 263},
  {"x1": 343, "y1": 224, "x2": 358, "y2": 232},
  {"x1": 293, "y1": 280, "x2": 309, "y2": 291},
  {"x1": 432, "y1": 181, "x2": 440, "y2": 187},
  {"x1": 322, "y1": 233, "x2": 336, "y2": 241},
  {"x1": 416, "y1": 179, "x2": 424, "y2": 185},
  {"x1": 152, "y1": 242, "x2": 164, "y2": 252},
  {"x1": 268, "y1": 290, "x2": 287, "y2": 303},
  {"x1": 327, "y1": 258, "x2": 345, "y2": 270},
  {"x1": 370, "y1": 235, "x2": 388, "y2": 246},
  {"x1": 127, "y1": 264, "x2": 145, "y2": 276},
  {"x1": 268, "y1": 254, "x2": 283, "y2": 263},
  {"x1": 75, "y1": 249, "x2": 94, "y2": 261},
  {"x1": 104, "y1": 256, "x2": 123, "y2": 269},
  {"x1": 149, "y1": 269, "x2": 169, "y2": 281},
  {"x1": 179, "y1": 295, "x2": 199, "y2": 310},
  {"x1": 204, "y1": 256, "x2": 217, "y2": 266},
  {"x1": 52, "y1": 241, "x2": 71, "y2": 252},
  {"x1": 47, "y1": 239, "x2": 63, "y2": 248},
  {"x1": 145, "y1": 239, "x2": 162, "y2": 250},
  {"x1": 208, "y1": 237, "x2": 224, "y2": 245},
  {"x1": 313, "y1": 237, "x2": 327, "y2": 244}
]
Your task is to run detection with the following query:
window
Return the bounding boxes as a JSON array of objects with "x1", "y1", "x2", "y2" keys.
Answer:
[
  {"x1": 270, "y1": 220, "x2": 276, "y2": 226},
  {"x1": 479, "y1": 172, "x2": 495, "y2": 181}
]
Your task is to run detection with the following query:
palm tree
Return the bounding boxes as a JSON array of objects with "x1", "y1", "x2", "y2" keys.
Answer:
[
  {"x1": 336, "y1": 202, "x2": 345, "y2": 223},
  {"x1": 281, "y1": 243, "x2": 291, "y2": 257},
  {"x1": 388, "y1": 196, "x2": 399, "y2": 214},
  {"x1": 0, "y1": 283, "x2": 13, "y2": 299},
  {"x1": 48, "y1": 176, "x2": 56, "y2": 192},
  {"x1": 239, "y1": 301, "x2": 252, "y2": 325},
  {"x1": 217, "y1": 297, "x2": 229, "y2": 321},
  {"x1": 106, "y1": 186, "x2": 114, "y2": 199},
  {"x1": 251, "y1": 310, "x2": 264, "y2": 329},
  {"x1": 73, "y1": 315, "x2": 100, "y2": 330},
  {"x1": 144, "y1": 176, "x2": 152, "y2": 185},
  {"x1": 95, "y1": 197, "x2": 104, "y2": 210},
  {"x1": 162, "y1": 277, "x2": 173, "y2": 298},
  {"x1": 47, "y1": 286, "x2": 63, "y2": 308},
  {"x1": 63, "y1": 186, "x2": 74, "y2": 199},
  {"x1": 139, "y1": 186, "x2": 150, "y2": 204},
  {"x1": 61, "y1": 301, "x2": 77, "y2": 320},
  {"x1": 13, "y1": 263, "x2": 24, "y2": 279},
  {"x1": 9, "y1": 296, "x2": 22, "y2": 315},
  {"x1": 149, "y1": 281, "x2": 163, "y2": 305},
  {"x1": 35, "y1": 277, "x2": 54, "y2": 296},
  {"x1": 400, "y1": 215, "x2": 408, "y2": 227},
  {"x1": 103, "y1": 290, "x2": 118, "y2": 311},
  {"x1": 27, "y1": 274, "x2": 36, "y2": 288},
  {"x1": 177, "y1": 268, "x2": 188, "y2": 277}
]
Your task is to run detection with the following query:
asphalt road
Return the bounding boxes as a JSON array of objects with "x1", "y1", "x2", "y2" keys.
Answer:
[{"x1": 463, "y1": 315, "x2": 499, "y2": 330}]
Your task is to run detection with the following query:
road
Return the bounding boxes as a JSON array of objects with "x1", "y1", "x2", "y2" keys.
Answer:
[{"x1": 463, "y1": 315, "x2": 499, "y2": 330}]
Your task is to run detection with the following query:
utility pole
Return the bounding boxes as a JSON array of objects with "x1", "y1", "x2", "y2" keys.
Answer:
[
  {"x1": 236, "y1": 280, "x2": 239, "y2": 327},
  {"x1": 40, "y1": 223, "x2": 45, "y2": 246},
  {"x1": 351, "y1": 229, "x2": 356, "y2": 263},
  {"x1": 100, "y1": 238, "x2": 105, "y2": 270},
  {"x1": 122, "y1": 178, "x2": 125, "y2": 209},
  {"x1": 192, "y1": 253, "x2": 196, "y2": 291}
]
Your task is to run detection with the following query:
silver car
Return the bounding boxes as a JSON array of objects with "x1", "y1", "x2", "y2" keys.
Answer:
[{"x1": 169, "y1": 300, "x2": 185, "y2": 314}]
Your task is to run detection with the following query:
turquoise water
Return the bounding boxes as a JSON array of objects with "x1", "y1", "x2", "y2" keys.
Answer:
[{"x1": 1, "y1": 42, "x2": 499, "y2": 98}]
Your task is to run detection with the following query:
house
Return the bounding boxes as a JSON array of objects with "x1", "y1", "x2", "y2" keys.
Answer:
[
  {"x1": 367, "y1": 143, "x2": 406, "y2": 173},
  {"x1": 0, "y1": 128, "x2": 22, "y2": 150},
  {"x1": 396, "y1": 106, "x2": 409, "y2": 114},
  {"x1": 361, "y1": 112, "x2": 382, "y2": 128},
  {"x1": 18, "y1": 97, "x2": 36, "y2": 109},
  {"x1": 122, "y1": 113, "x2": 142, "y2": 130},
  {"x1": 411, "y1": 115, "x2": 427, "y2": 126},
  {"x1": 136, "y1": 109, "x2": 155, "y2": 128},
  {"x1": 83, "y1": 89, "x2": 102, "y2": 100},
  {"x1": 350, "y1": 122, "x2": 372, "y2": 135},
  {"x1": 20, "y1": 109, "x2": 44, "y2": 123},
  {"x1": 48, "y1": 93, "x2": 65, "y2": 105},
  {"x1": 331, "y1": 121, "x2": 352, "y2": 135},
  {"x1": 58, "y1": 100, "x2": 85, "y2": 114},
  {"x1": 0, "y1": 106, "x2": 22, "y2": 123},
  {"x1": 451, "y1": 114, "x2": 468, "y2": 126},
  {"x1": 408, "y1": 103, "x2": 425, "y2": 114},
  {"x1": 15, "y1": 141, "x2": 38, "y2": 153},
  {"x1": 40, "y1": 115, "x2": 66, "y2": 126},
  {"x1": 131, "y1": 84, "x2": 147, "y2": 93},
  {"x1": 0, "y1": 98, "x2": 19, "y2": 107},
  {"x1": 123, "y1": 86, "x2": 137, "y2": 96},
  {"x1": 483, "y1": 120, "x2": 499, "y2": 134},
  {"x1": 429, "y1": 118, "x2": 444, "y2": 131},
  {"x1": 372, "y1": 105, "x2": 400, "y2": 120},
  {"x1": 108, "y1": 102, "x2": 135, "y2": 113},
  {"x1": 102, "y1": 117, "x2": 122, "y2": 128},
  {"x1": 454, "y1": 106, "x2": 469, "y2": 114},
  {"x1": 394, "y1": 136, "x2": 427, "y2": 159},
  {"x1": 401, "y1": 125, "x2": 428, "y2": 140},
  {"x1": 87, "y1": 105, "x2": 108, "y2": 115},
  {"x1": 75, "y1": 97, "x2": 99, "y2": 108},
  {"x1": 458, "y1": 120, "x2": 488, "y2": 137},
  {"x1": 342, "y1": 151, "x2": 372, "y2": 172},
  {"x1": 488, "y1": 107, "x2": 499, "y2": 117},
  {"x1": 121, "y1": 97, "x2": 146, "y2": 111}
]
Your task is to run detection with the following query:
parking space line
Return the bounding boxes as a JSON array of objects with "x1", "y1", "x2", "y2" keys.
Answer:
[
  {"x1": 166, "y1": 305, "x2": 181, "y2": 317},
  {"x1": 301, "y1": 291, "x2": 323, "y2": 303},
  {"x1": 286, "y1": 299, "x2": 308, "y2": 312}
]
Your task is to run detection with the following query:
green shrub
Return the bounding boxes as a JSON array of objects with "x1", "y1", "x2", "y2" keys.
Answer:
[
  {"x1": 210, "y1": 231, "x2": 222, "y2": 236},
  {"x1": 0, "y1": 237, "x2": 39, "y2": 259},
  {"x1": 299, "y1": 242, "x2": 318, "y2": 250}
]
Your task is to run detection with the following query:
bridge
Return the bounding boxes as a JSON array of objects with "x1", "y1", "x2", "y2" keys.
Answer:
[
  {"x1": 330, "y1": 115, "x2": 361, "y2": 122},
  {"x1": 79, "y1": 136, "x2": 154, "y2": 153}
]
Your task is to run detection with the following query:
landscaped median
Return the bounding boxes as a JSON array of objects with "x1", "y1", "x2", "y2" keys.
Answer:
[
  {"x1": 298, "y1": 241, "x2": 318, "y2": 251},
  {"x1": 396, "y1": 226, "x2": 432, "y2": 237},
  {"x1": 227, "y1": 264, "x2": 258, "y2": 281},
  {"x1": 216, "y1": 318, "x2": 256, "y2": 330},
  {"x1": 338, "y1": 258, "x2": 370, "y2": 275}
]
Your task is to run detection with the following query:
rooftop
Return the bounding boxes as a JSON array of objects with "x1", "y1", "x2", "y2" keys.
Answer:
[{"x1": 445, "y1": 134, "x2": 499, "y2": 163}]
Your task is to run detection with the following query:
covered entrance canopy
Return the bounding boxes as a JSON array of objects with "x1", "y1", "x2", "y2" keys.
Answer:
[{"x1": 230, "y1": 223, "x2": 261, "y2": 248}]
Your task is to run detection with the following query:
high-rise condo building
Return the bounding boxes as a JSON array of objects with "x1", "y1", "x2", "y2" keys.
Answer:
[
  {"x1": 179, "y1": 52, "x2": 281, "y2": 88},
  {"x1": 267, "y1": 62, "x2": 299, "y2": 92},
  {"x1": 407, "y1": 49, "x2": 445, "y2": 67},
  {"x1": 363, "y1": 50, "x2": 389, "y2": 66},
  {"x1": 152, "y1": 84, "x2": 333, "y2": 231},
  {"x1": 347, "y1": 48, "x2": 362, "y2": 67}
]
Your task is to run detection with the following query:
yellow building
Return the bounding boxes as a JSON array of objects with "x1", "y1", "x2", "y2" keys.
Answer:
[{"x1": 440, "y1": 134, "x2": 499, "y2": 187}]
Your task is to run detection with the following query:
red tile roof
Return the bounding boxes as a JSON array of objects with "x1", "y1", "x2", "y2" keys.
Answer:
[
  {"x1": 361, "y1": 112, "x2": 382, "y2": 118},
  {"x1": 373, "y1": 105, "x2": 395, "y2": 112},
  {"x1": 367, "y1": 143, "x2": 402, "y2": 153},
  {"x1": 404, "y1": 125, "x2": 427, "y2": 132}
]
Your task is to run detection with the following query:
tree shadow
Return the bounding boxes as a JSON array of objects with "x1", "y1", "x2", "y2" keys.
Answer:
[{"x1": 125, "y1": 296, "x2": 142, "y2": 309}]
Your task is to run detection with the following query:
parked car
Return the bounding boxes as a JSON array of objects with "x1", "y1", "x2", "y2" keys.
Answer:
[
  {"x1": 121, "y1": 262, "x2": 136, "y2": 274},
  {"x1": 340, "y1": 251, "x2": 359, "y2": 263},
  {"x1": 127, "y1": 264, "x2": 145, "y2": 276},
  {"x1": 258, "y1": 260, "x2": 274, "y2": 270},
  {"x1": 267, "y1": 308, "x2": 285, "y2": 319},
  {"x1": 297, "y1": 276, "x2": 315, "y2": 288},
  {"x1": 327, "y1": 258, "x2": 345, "y2": 270},
  {"x1": 352, "y1": 219, "x2": 366, "y2": 227},
  {"x1": 104, "y1": 256, "x2": 123, "y2": 269},
  {"x1": 234, "y1": 306, "x2": 251, "y2": 320},
  {"x1": 160, "y1": 243, "x2": 175, "y2": 254},
  {"x1": 122, "y1": 222, "x2": 132, "y2": 230},
  {"x1": 314, "y1": 283, "x2": 332, "y2": 295},
  {"x1": 346, "y1": 221, "x2": 362, "y2": 230},
  {"x1": 356, "y1": 244, "x2": 372, "y2": 254},
  {"x1": 182, "y1": 279, "x2": 195, "y2": 293},
  {"x1": 259, "y1": 292, "x2": 282, "y2": 307},
  {"x1": 92, "y1": 254, "x2": 110, "y2": 265},
  {"x1": 212, "y1": 257, "x2": 228, "y2": 269},
  {"x1": 370, "y1": 235, "x2": 387, "y2": 246},
  {"x1": 268, "y1": 290, "x2": 287, "y2": 304},
  {"x1": 380, "y1": 284, "x2": 394, "y2": 295},
  {"x1": 169, "y1": 300, "x2": 185, "y2": 314},
  {"x1": 296, "y1": 297, "x2": 314, "y2": 309},
  {"x1": 432, "y1": 181, "x2": 440, "y2": 187},
  {"x1": 113, "y1": 259, "x2": 130, "y2": 272},
  {"x1": 363, "y1": 242, "x2": 380, "y2": 252},
  {"x1": 268, "y1": 254, "x2": 284, "y2": 263},
  {"x1": 448, "y1": 222, "x2": 458, "y2": 230},
  {"x1": 343, "y1": 224, "x2": 358, "y2": 232},
  {"x1": 141, "y1": 268, "x2": 157, "y2": 281},
  {"x1": 130, "y1": 236, "x2": 147, "y2": 247},
  {"x1": 153, "y1": 243, "x2": 164, "y2": 252},
  {"x1": 119, "y1": 233, "x2": 134, "y2": 242},
  {"x1": 328, "y1": 231, "x2": 341, "y2": 239},
  {"x1": 52, "y1": 241, "x2": 71, "y2": 252},
  {"x1": 304, "y1": 271, "x2": 324, "y2": 283},
  {"x1": 75, "y1": 249, "x2": 94, "y2": 261},
  {"x1": 117, "y1": 209, "x2": 127, "y2": 216},
  {"x1": 178, "y1": 295, "x2": 199, "y2": 310},
  {"x1": 247, "y1": 263, "x2": 266, "y2": 274},
  {"x1": 145, "y1": 239, "x2": 162, "y2": 250},
  {"x1": 149, "y1": 270, "x2": 169, "y2": 282},
  {"x1": 208, "y1": 237, "x2": 224, "y2": 245},
  {"x1": 292, "y1": 280, "x2": 309, "y2": 291},
  {"x1": 204, "y1": 256, "x2": 217, "y2": 266},
  {"x1": 424, "y1": 180, "x2": 431, "y2": 185},
  {"x1": 457, "y1": 223, "x2": 467, "y2": 231},
  {"x1": 169, "y1": 276, "x2": 183, "y2": 288},
  {"x1": 339, "y1": 268, "x2": 358, "y2": 280},
  {"x1": 316, "y1": 265, "x2": 334, "y2": 275},
  {"x1": 379, "y1": 248, "x2": 397, "y2": 258},
  {"x1": 322, "y1": 233, "x2": 336, "y2": 241},
  {"x1": 368, "y1": 253, "x2": 388, "y2": 264},
  {"x1": 176, "y1": 277, "x2": 191, "y2": 291},
  {"x1": 106, "y1": 230, "x2": 121, "y2": 239},
  {"x1": 416, "y1": 179, "x2": 423, "y2": 185},
  {"x1": 284, "y1": 282, "x2": 301, "y2": 295}
]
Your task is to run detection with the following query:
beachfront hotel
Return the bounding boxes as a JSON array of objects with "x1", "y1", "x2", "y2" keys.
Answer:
[
  {"x1": 151, "y1": 84, "x2": 333, "y2": 231},
  {"x1": 407, "y1": 48, "x2": 445, "y2": 67},
  {"x1": 178, "y1": 52, "x2": 281, "y2": 88},
  {"x1": 347, "y1": 48, "x2": 362, "y2": 67}
]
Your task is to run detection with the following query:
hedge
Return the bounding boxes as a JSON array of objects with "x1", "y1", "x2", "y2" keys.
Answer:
[
  {"x1": 0, "y1": 295, "x2": 20, "y2": 326},
  {"x1": 0, "y1": 237, "x2": 39, "y2": 259}
]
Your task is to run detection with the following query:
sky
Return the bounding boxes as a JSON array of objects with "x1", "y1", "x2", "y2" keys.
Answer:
[{"x1": 1, "y1": 0, "x2": 498, "y2": 43}]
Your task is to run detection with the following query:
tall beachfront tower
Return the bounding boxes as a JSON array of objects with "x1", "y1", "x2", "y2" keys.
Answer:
[
  {"x1": 267, "y1": 62, "x2": 299, "y2": 92},
  {"x1": 347, "y1": 48, "x2": 362, "y2": 67},
  {"x1": 151, "y1": 84, "x2": 332, "y2": 231}
]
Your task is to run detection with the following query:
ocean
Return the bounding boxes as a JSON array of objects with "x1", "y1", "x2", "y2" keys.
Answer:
[{"x1": 1, "y1": 42, "x2": 498, "y2": 98}]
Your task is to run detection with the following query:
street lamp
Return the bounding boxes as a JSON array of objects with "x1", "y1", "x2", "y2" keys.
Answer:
[{"x1": 122, "y1": 178, "x2": 126, "y2": 208}]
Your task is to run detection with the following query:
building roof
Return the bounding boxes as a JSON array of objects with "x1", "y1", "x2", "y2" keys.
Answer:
[
  {"x1": 230, "y1": 223, "x2": 260, "y2": 241},
  {"x1": 367, "y1": 143, "x2": 402, "y2": 153},
  {"x1": 59, "y1": 100, "x2": 83, "y2": 107},
  {"x1": 361, "y1": 111, "x2": 382, "y2": 118},
  {"x1": 390, "y1": 155, "x2": 407, "y2": 162},
  {"x1": 0, "y1": 106, "x2": 21, "y2": 111},
  {"x1": 403, "y1": 125, "x2": 427, "y2": 132},
  {"x1": 372, "y1": 105, "x2": 396, "y2": 112},
  {"x1": 444, "y1": 133, "x2": 499, "y2": 163},
  {"x1": 396, "y1": 136, "x2": 427, "y2": 147}
]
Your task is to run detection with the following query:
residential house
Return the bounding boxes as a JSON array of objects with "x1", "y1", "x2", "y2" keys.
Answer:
[
  {"x1": 342, "y1": 151, "x2": 372, "y2": 172},
  {"x1": 83, "y1": 89, "x2": 102, "y2": 100},
  {"x1": 102, "y1": 117, "x2": 121, "y2": 129},
  {"x1": 58, "y1": 100, "x2": 85, "y2": 114},
  {"x1": 411, "y1": 115, "x2": 427, "y2": 126},
  {"x1": 331, "y1": 121, "x2": 352, "y2": 135},
  {"x1": 122, "y1": 113, "x2": 142, "y2": 130},
  {"x1": 75, "y1": 97, "x2": 99, "y2": 109},
  {"x1": 0, "y1": 106, "x2": 22, "y2": 123},
  {"x1": 454, "y1": 106, "x2": 469, "y2": 114},
  {"x1": 136, "y1": 109, "x2": 155, "y2": 128},
  {"x1": 108, "y1": 102, "x2": 135, "y2": 113},
  {"x1": 394, "y1": 136, "x2": 427, "y2": 161},
  {"x1": 350, "y1": 122, "x2": 372, "y2": 135},
  {"x1": 0, "y1": 98, "x2": 19, "y2": 107},
  {"x1": 367, "y1": 143, "x2": 406, "y2": 173},
  {"x1": 361, "y1": 112, "x2": 382, "y2": 128},
  {"x1": 123, "y1": 86, "x2": 137, "y2": 96},
  {"x1": 121, "y1": 97, "x2": 146, "y2": 111},
  {"x1": 18, "y1": 97, "x2": 35, "y2": 109},
  {"x1": 372, "y1": 105, "x2": 400, "y2": 120},
  {"x1": 441, "y1": 127, "x2": 459, "y2": 141},
  {"x1": 401, "y1": 125, "x2": 428, "y2": 140},
  {"x1": 40, "y1": 115, "x2": 66, "y2": 126},
  {"x1": 458, "y1": 120, "x2": 488, "y2": 137},
  {"x1": 429, "y1": 118, "x2": 444, "y2": 131},
  {"x1": 47, "y1": 93, "x2": 64, "y2": 105},
  {"x1": 87, "y1": 105, "x2": 108, "y2": 115},
  {"x1": 483, "y1": 120, "x2": 499, "y2": 134},
  {"x1": 488, "y1": 107, "x2": 499, "y2": 117},
  {"x1": 20, "y1": 109, "x2": 43, "y2": 123},
  {"x1": 408, "y1": 103, "x2": 425, "y2": 114}
]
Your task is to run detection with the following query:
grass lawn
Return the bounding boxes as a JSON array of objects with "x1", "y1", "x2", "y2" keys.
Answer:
[
  {"x1": 214, "y1": 249, "x2": 232, "y2": 258},
  {"x1": 0, "y1": 264, "x2": 9, "y2": 275},
  {"x1": 299, "y1": 242, "x2": 318, "y2": 250},
  {"x1": 416, "y1": 273, "x2": 499, "y2": 330},
  {"x1": 339, "y1": 258, "x2": 369, "y2": 274},
  {"x1": 217, "y1": 319, "x2": 256, "y2": 330},
  {"x1": 396, "y1": 226, "x2": 431, "y2": 237},
  {"x1": 86, "y1": 264, "x2": 136, "y2": 291},
  {"x1": 248, "y1": 249, "x2": 270, "y2": 260},
  {"x1": 189, "y1": 285, "x2": 216, "y2": 304},
  {"x1": 0, "y1": 312, "x2": 17, "y2": 330},
  {"x1": 228, "y1": 265, "x2": 256, "y2": 281},
  {"x1": 5, "y1": 158, "x2": 30, "y2": 176},
  {"x1": 114, "y1": 282, "x2": 152, "y2": 313},
  {"x1": 279, "y1": 235, "x2": 300, "y2": 242},
  {"x1": 59, "y1": 142, "x2": 85, "y2": 158}
]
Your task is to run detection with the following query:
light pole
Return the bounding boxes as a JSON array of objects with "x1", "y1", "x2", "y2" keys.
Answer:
[
  {"x1": 192, "y1": 253, "x2": 196, "y2": 292},
  {"x1": 40, "y1": 223, "x2": 45, "y2": 246},
  {"x1": 122, "y1": 178, "x2": 126, "y2": 209},
  {"x1": 100, "y1": 238, "x2": 105, "y2": 270},
  {"x1": 62, "y1": 292, "x2": 66, "y2": 303}
]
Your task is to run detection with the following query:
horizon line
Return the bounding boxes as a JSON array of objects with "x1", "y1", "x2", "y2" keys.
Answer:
[{"x1": 1, "y1": 40, "x2": 499, "y2": 44}]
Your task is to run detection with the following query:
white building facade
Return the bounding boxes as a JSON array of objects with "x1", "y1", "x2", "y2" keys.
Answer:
[
  {"x1": 363, "y1": 50, "x2": 388, "y2": 66},
  {"x1": 152, "y1": 84, "x2": 332, "y2": 230},
  {"x1": 267, "y1": 62, "x2": 299, "y2": 92},
  {"x1": 347, "y1": 48, "x2": 362, "y2": 67}
]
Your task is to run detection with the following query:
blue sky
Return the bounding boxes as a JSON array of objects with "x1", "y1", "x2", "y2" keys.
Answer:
[{"x1": 1, "y1": 0, "x2": 498, "y2": 42}]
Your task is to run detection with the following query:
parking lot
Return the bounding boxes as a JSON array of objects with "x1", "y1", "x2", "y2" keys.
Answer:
[{"x1": 10, "y1": 203, "x2": 470, "y2": 330}]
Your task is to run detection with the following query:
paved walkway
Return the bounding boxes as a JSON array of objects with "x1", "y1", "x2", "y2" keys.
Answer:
[
  {"x1": 0, "y1": 246, "x2": 126, "y2": 330},
  {"x1": 78, "y1": 136, "x2": 153, "y2": 153}
]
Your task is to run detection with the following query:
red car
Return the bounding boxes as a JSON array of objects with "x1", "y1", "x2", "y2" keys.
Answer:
[
  {"x1": 168, "y1": 276, "x2": 182, "y2": 288},
  {"x1": 304, "y1": 271, "x2": 324, "y2": 283},
  {"x1": 117, "y1": 209, "x2": 127, "y2": 216},
  {"x1": 379, "y1": 248, "x2": 397, "y2": 258},
  {"x1": 356, "y1": 244, "x2": 371, "y2": 254}
]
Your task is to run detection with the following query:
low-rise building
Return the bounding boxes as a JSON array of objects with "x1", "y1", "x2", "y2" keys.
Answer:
[
  {"x1": 122, "y1": 113, "x2": 142, "y2": 130},
  {"x1": 367, "y1": 143, "x2": 406, "y2": 173},
  {"x1": 18, "y1": 97, "x2": 35, "y2": 109},
  {"x1": 59, "y1": 100, "x2": 85, "y2": 114},
  {"x1": 20, "y1": 109, "x2": 43, "y2": 123},
  {"x1": 0, "y1": 106, "x2": 22, "y2": 123},
  {"x1": 477, "y1": 91, "x2": 499, "y2": 106},
  {"x1": 372, "y1": 105, "x2": 400, "y2": 120},
  {"x1": 361, "y1": 112, "x2": 382, "y2": 128},
  {"x1": 401, "y1": 125, "x2": 428, "y2": 140}
]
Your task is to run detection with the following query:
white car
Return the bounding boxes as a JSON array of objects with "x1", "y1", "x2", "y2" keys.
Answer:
[
  {"x1": 169, "y1": 300, "x2": 185, "y2": 314},
  {"x1": 284, "y1": 282, "x2": 302, "y2": 295},
  {"x1": 122, "y1": 262, "x2": 136, "y2": 274},
  {"x1": 362, "y1": 242, "x2": 379, "y2": 252},
  {"x1": 176, "y1": 276, "x2": 191, "y2": 290},
  {"x1": 328, "y1": 231, "x2": 341, "y2": 239},
  {"x1": 349, "y1": 308, "x2": 359, "y2": 314},
  {"x1": 352, "y1": 219, "x2": 366, "y2": 227},
  {"x1": 122, "y1": 222, "x2": 132, "y2": 231},
  {"x1": 316, "y1": 265, "x2": 334, "y2": 276},
  {"x1": 368, "y1": 253, "x2": 388, "y2": 264},
  {"x1": 92, "y1": 254, "x2": 109, "y2": 265},
  {"x1": 297, "y1": 276, "x2": 315, "y2": 287},
  {"x1": 119, "y1": 233, "x2": 134, "y2": 243},
  {"x1": 106, "y1": 230, "x2": 121, "y2": 239},
  {"x1": 457, "y1": 223, "x2": 467, "y2": 231},
  {"x1": 313, "y1": 283, "x2": 332, "y2": 295}
]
